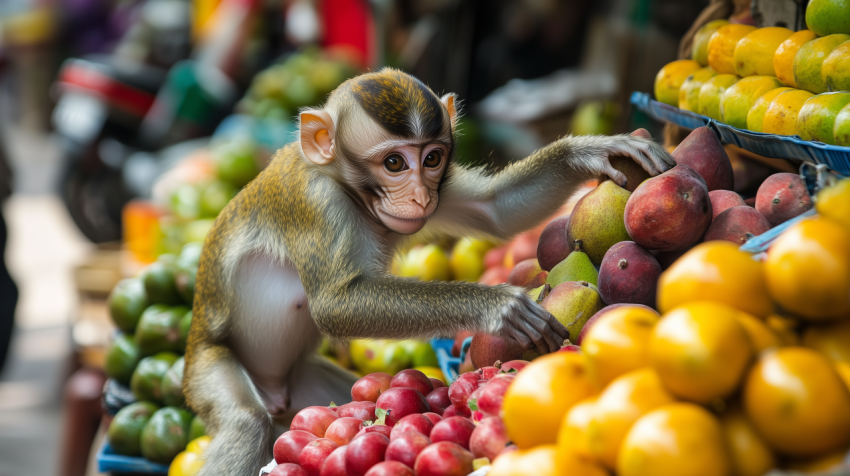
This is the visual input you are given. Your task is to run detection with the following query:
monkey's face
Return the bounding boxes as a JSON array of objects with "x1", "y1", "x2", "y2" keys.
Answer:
[{"x1": 367, "y1": 142, "x2": 448, "y2": 235}]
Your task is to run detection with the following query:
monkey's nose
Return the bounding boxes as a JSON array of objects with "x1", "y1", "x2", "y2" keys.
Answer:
[{"x1": 411, "y1": 186, "x2": 430, "y2": 209}]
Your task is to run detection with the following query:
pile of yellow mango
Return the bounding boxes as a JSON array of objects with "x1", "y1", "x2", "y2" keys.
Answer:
[
  {"x1": 654, "y1": 0, "x2": 850, "y2": 146},
  {"x1": 492, "y1": 177, "x2": 850, "y2": 476}
]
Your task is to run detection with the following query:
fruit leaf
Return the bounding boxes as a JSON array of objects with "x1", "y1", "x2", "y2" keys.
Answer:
[
  {"x1": 375, "y1": 407, "x2": 389, "y2": 426},
  {"x1": 329, "y1": 402, "x2": 337, "y2": 407},
  {"x1": 468, "y1": 398, "x2": 479, "y2": 412}
]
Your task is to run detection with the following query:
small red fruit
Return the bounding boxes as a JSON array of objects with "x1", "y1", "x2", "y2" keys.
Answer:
[
  {"x1": 476, "y1": 378, "x2": 511, "y2": 417},
  {"x1": 345, "y1": 432, "x2": 389, "y2": 476},
  {"x1": 375, "y1": 388, "x2": 430, "y2": 426},
  {"x1": 319, "y1": 446, "x2": 347, "y2": 476},
  {"x1": 324, "y1": 417, "x2": 363, "y2": 447},
  {"x1": 469, "y1": 417, "x2": 509, "y2": 461},
  {"x1": 424, "y1": 387, "x2": 451, "y2": 415},
  {"x1": 385, "y1": 431, "x2": 431, "y2": 468},
  {"x1": 291, "y1": 407, "x2": 339, "y2": 438},
  {"x1": 336, "y1": 401, "x2": 377, "y2": 421},
  {"x1": 413, "y1": 442, "x2": 474, "y2": 476},
  {"x1": 352, "y1": 373, "x2": 393, "y2": 403},
  {"x1": 364, "y1": 461, "x2": 414, "y2": 476},
  {"x1": 390, "y1": 414, "x2": 435, "y2": 440},
  {"x1": 429, "y1": 378, "x2": 446, "y2": 388},
  {"x1": 298, "y1": 439, "x2": 339, "y2": 476},
  {"x1": 429, "y1": 416, "x2": 475, "y2": 450},
  {"x1": 390, "y1": 369, "x2": 434, "y2": 397},
  {"x1": 274, "y1": 430, "x2": 318, "y2": 464},
  {"x1": 498, "y1": 360, "x2": 528, "y2": 373},
  {"x1": 442, "y1": 404, "x2": 471, "y2": 418},
  {"x1": 354, "y1": 424, "x2": 393, "y2": 440},
  {"x1": 423, "y1": 412, "x2": 442, "y2": 425},
  {"x1": 270, "y1": 463, "x2": 308, "y2": 476},
  {"x1": 448, "y1": 378, "x2": 479, "y2": 408}
]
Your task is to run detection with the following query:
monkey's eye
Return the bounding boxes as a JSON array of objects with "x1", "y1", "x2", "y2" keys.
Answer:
[
  {"x1": 384, "y1": 155, "x2": 406, "y2": 172},
  {"x1": 424, "y1": 151, "x2": 442, "y2": 168}
]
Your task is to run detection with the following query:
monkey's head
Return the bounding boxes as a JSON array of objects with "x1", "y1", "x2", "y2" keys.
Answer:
[{"x1": 299, "y1": 68, "x2": 458, "y2": 235}]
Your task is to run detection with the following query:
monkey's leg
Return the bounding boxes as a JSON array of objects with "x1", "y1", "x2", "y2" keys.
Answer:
[
  {"x1": 287, "y1": 353, "x2": 359, "y2": 413},
  {"x1": 189, "y1": 344, "x2": 272, "y2": 476}
]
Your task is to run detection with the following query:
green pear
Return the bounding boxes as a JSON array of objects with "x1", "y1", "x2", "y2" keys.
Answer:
[
  {"x1": 546, "y1": 240, "x2": 598, "y2": 287},
  {"x1": 567, "y1": 180, "x2": 632, "y2": 266},
  {"x1": 540, "y1": 281, "x2": 604, "y2": 341},
  {"x1": 527, "y1": 284, "x2": 551, "y2": 304}
]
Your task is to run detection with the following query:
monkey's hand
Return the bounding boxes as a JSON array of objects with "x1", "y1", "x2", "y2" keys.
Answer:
[
  {"x1": 585, "y1": 134, "x2": 676, "y2": 188},
  {"x1": 489, "y1": 286, "x2": 569, "y2": 354}
]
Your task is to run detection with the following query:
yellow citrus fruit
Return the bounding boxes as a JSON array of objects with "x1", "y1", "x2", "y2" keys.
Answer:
[
  {"x1": 747, "y1": 87, "x2": 792, "y2": 132},
  {"x1": 658, "y1": 241, "x2": 773, "y2": 318},
  {"x1": 692, "y1": 19, "x2": 730, "y2": 66},
  {"x1": 650, "y1": 301, "x2": 753, "y2": 404},
  {"x1": 698, "y1": 74, "x2": 740, "y2": 120},
  {"x1": 784, "y1": 450, "x2": 847, "y2": 474},
  {"x1": 720, "y1": 404, "x2": 776, "y2": 476},
  {"x1": 655, "y1": 60, "x2": 702, "y2": 107},
  {"x1": 766, "y1": 315, "x2": 800, "y2": 346},
  {"x1": 802, "y1": 320, "x2": 850, "y2": 363},
  {"x1": 806, "y1": 0, "x2": 850, "y2": 37},
  {"x1": 816, "y1": 177, "x2": 850, "y2": 230},
  {"x1": 490, "y1": 445, "x2": 560, "y2": 476},
  {"x1": 168, "y1": 451, "x2": 204, "y2": 476},
  {"x1": 720, "y1": 76, "x2": 785, "y2": 129},
  {"x1": 822, "y1": 39, "x2": 850, "y2": 92},
  {"x1": 616, "y1": 403, "x2": 731, "y2": 476},
  {"x1": 737, "y1": 311, "x2": 780, "y2": 353},
  {"x1": 775, "y1": 30, "x2": 817, "y2": 87},
  {"x1": 556, "y1": 396, "x2": 598, "y2": 463},
  {"x1": 765, "y1": 216, "x2": 850, "y2": 320},
  {"x1": 585, "y1": 368, "x2": 676, "y2": 469},
  {"x1": 836, "y1": 362, "x2": 850, "y2": 391},
  {"x1": 503, "y1": 352, "x2": 596, "y2": 449},
  {"x1": 794, "y1": 34, "x2": 850, "y2": 94},
  {"x1": 762, "y1": 88, "x2": 815, "y2": 135},
  {"x1": 709, "y1": 24, "x2": 757, "y2": 75},
  {"x1": 185, "y1": 435, "x2": 211, "y2": 455},
  {"x1": 679, "y1": 67, "x2": 717, "y2": 112},
  {"x1": 734, "y1": 27, "x2": 793, "y2": 77},
  {"x1": 744, "y1": 347, "x2": 850, "y2": 456},
  {"x1": 414, "y1": 366, "x2": 447, "y2": 384},
  {"x1": 582, "y1": 307, "x2": 659, "y2": 389},
  {"x1": 449, "y1": 237, "x2": 493, "y2": 281},
  {"x1": 797, "y1": 92, "x2": 850, "y2": 144},
  {"x1": 836, "y1": 102, "x2": 850, "y2": 146}
]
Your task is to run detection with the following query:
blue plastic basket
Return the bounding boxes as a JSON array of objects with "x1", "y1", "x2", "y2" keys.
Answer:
[
  {"x1": 430, "y1": 337, "x2": 473, "y2": 382},
  {"x1": 97, "y1": 441, "x2": 170, "y2": 474},
  {"x1": 630, "y1": 91, "x2": 850, "y2": 176}
]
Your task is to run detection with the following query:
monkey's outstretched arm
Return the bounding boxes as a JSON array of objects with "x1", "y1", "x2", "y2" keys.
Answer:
[{"x1": 427, "y1": 134, "x2": 675, "y2": 240}]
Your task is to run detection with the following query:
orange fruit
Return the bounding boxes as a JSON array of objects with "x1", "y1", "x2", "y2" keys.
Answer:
[
  {"x1": 692, "y1": 20, "x2": 730, "y2": 66},
  {"x1": 650, "y1": 301, "x2": 753, "y2": 404},
  {"x1": 581, "y1": 306, "x2": 659, "y2": 389},
  {"x1": 616, "y1": 403, "x2": 731, "y2": 476},
  {"x1": 734, "y1": 27, "x2": 793, "y2": 77},
  {"x1": 775, "y1": 30, "x2": 817, "y2": 87},
  {"x1": 836, "y1": 362, "x2": 850, "y2": 391},
  {"x1": 708, "y1": 24, "x2": 757, "y2": 75},
  {"x1": 719, "y1": 404, "x2": 776, "y2": 476},
  {"x1": 658, "y1": 241, "x2": 773, "y2": 318},
  {"x1": 747, "y1": 87, "x2": 792, "y2": 132},
  {"x1": 168, "y1": 451, "x2": 204, "y2": 476},
  {"x1": 654, "y1": 60, "x2": 702, "y2": 107},
  {"x1": 803, "y1": 320, "x2": 850, "y2": 363},
  {"x1": 762, "y1": 88, "x2": 815, "y2": 135},
  {"x1": 815, "y1": 177, "x2": 850, "y2": 231},
  {"x1": 585, "y1": 368, "x2": 676, "y2": 469},
  {"x1": 490, "y1": 445, "x2": 560, "y2": 476},
  {"x1": 765, "y1": 216, "x2": 850, "y2": 320},
  {"x1": 503, "y1": 352, "x2": 596, "y2": 449},
  {"x1": 766, "y1": 315, "x2": 800, "y2": 346},
  {"x1": 720, "y1": 76, "x2": 785, "y2": 129},
  {"x1": 679, "y1": 67, "x2": 717, "y2": 112},
  {"x1": 744, "y1": 347, "x2": 850, "y2": 456},
  {"x1": 737, "y1": 312, "x2": 780, "y2": 353},
  {"x1": 556, "y1": 396, "x2": 598, "y2": 464},
  {"x1": 784, "y1": 450, "x2": 847, "y2": 473}
]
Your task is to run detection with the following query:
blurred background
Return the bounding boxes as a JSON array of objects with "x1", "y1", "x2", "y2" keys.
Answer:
[{"x1": 0, "y1": 0, "x2": 718, "y2": 474}]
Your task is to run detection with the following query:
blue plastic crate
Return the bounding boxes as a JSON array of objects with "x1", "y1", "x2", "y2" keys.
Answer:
[
  {"x1": 630, "y1": 91, "x2": 850, "y2": 176},
  {"x1": 430, "y1": 337, "x2": 473, "y2": 382},
  {"x1": 97, "y1": 441, "x2": 169, "y2": 474}
]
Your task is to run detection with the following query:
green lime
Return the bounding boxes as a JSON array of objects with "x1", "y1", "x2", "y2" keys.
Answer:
[
  {"x1": 135, "y1": 305, "x2": 187, "y2": 356},
  {"x1": 140, "y1": 260, "x2": 181, "y2": 305},
  {"x1": 189, "y1": 415, "x2": 207, "y2": 441},
  {"x1": 199, "y1": 181, "x2": 237, "y2": 218},
  {"x1": 169, "y1": 184, "x2": 201, "y2": 221},
  {"x1": 161, "y1": 357, "x2": 185, "y2": 408},
  {"x1": 104, "y1": 334, "x2": 141, "y2": 385},
  {"x1": 408, "y1": 340, "x2": 440, "y2": 368},
  {"x1": 140, "y1": 407, "x2": 193, "y2": 464},
  {"x1": 214, "y1": 141, "x2": 259, "y2": 188},
  {"x1": 131, "y1": 352, "x2": 179, "y2": 404},
  {"x1": 108, "y1": 278, "x2": 149, "y2": 334},
  {"x1": 108, "y1": 401, "x2": 160, "y2": 456}
]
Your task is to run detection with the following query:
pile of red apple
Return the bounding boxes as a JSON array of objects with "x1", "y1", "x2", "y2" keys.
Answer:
[{"x1": 264, "y1": 365, "x2": 527, "y2": 476}]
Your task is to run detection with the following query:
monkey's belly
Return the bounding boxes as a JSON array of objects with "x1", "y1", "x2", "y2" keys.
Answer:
[{"x1": 231, "y1": 251, "x2": 322, "y2": 415}]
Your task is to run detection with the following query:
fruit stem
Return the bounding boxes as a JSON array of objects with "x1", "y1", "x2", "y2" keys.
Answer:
[
  {"x1": 573, "y1": 239, "x2": 584, "y2": 252},
  {"x1": 618, "y1": 259, "x2": 628, "y2": 269},
  {"x1": 537, "y1": 284, "x2": 552, "y2": 302},
  {"x1": 494, "y1": 360, "x2": 502, "y2": 369}
]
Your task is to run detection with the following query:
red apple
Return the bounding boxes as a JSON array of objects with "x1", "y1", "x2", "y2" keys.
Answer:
[
  {"x1": 325, "y1": 417, "x2": 364, "y2": 447},
  {"x1": 352, "y1": 373, "x2": 393, "y2": 403},
  {"x1": 507, "y1": 259, "x2": 544, "y2": 287},
  {"x1": 424, "y1": 387, "x2": 450, "y2": 415},
  {"x1": 429, "y1": 416, "x2": 475, "y2": 449},
  {"x1": 475, "y1": 378, "x2": 511, "y2": 417},
  {"x1": 704, "y1": 205, "x2": 772, "y2": 245},
  {"x1": 423, "y1": 413, "x2": 442, "y2": 425},
  {"x1": 469, "y1": 417, "x2": 509, "y2": 461},
  {"x1": 345, "y1": 432, "x2": 390, "y2": 476},
  {"x1": 390, "y1": 414, "x2": 435, "y2": 440},
  {"x1": 355, "y1": 424, "x2": 393, "y2": 440},
  {"x1": 390, "y1": 370, "x2": 434, "y2": 397},
  {"x1": 709, "y1": 190, "x2": 746, "y2": 220},
  {"x1": 448, "y1": 377, "x2": 479, "y2": 409},
  {"x1": 336, "y1": 401, "x2": 377, "y2": 421},
  {"x1": 364, "y1": 461, "x2": 414, "y2": 476},
  {"x1": 319, "y1": 446, "x2": 348, "y2": 476},
  {"x1": 755, "y1": 173, "x2": 812, "y2": 226},
  {"x1": 299, "y1": 439, "x2": 339, "y2": 476},
  {"x1": 270, "y1": 463, "x2": 308, "y2": 476},
  {"x1": 413, "y1": 442, "x2": 474, "y2": 476},
  {"x1": 477, "y1": 366, "x2": 500, "y2": 380},
  {"x1": 275, "y1": 431, "x2": 319, "y2": 464},
  {"x1": 385, "y1": 431, "x2": 431, "y2": 469},
  {"x1": 376, "y1": 388, "x2": 430, "y2": 426},
  {"x1": 429, "y1": 378, "x2": 446, "y2": 388},
  {"x1": 291, "y1": 407, "x2": 340, "y2": 438},
  {"x1": 442, "y1": 404, "x2": 471, "y2": 418},
  {"x1": 537, "y1": 215, "x2": 572, "y2": 271}
]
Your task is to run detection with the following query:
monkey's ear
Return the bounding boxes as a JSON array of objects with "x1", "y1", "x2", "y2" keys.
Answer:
[
  {"x1": 300, "y1": 110, "x2": 336, "y2": 165},
  {"x1": 441, "y1": 93, "x2": 458, "y2": 130}
]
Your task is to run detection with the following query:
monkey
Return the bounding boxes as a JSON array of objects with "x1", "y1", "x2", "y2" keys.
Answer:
[{"x1": 183, "y1": 68, "x2": 675, "y2": 476}]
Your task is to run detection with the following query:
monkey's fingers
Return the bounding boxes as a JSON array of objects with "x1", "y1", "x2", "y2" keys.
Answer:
[
  {"x1": 527, "y1": 312, "x2": 562, "y2": 353},
  {"x1": 543, "y1": 311, "x2": 570, "y2": 342},
  {"x1": 601, "y1": 163, "x2": 629, "y2": 188},
  {"x1": 514, "y1": 314, "x2": 555, "y2": 355},
  {"x1": 612, "y1": 141, "x2": 662, "y2": 177},
  {"x1": 638, "y1": 141, "x2": 676, "y2": 173},
  {"x1": 503, "y1": 322, "x2": 534, "y2": 351}
]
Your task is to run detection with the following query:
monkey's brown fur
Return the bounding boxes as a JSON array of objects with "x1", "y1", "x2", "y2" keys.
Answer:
[{"x1": 184, "y1": 68, "x2": 674, "y2": 476}]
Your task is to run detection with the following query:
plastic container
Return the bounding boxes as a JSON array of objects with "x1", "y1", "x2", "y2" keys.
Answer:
[
  {"x1": 97, "y1": 441, "x2": 169, "y2": 474},
  {"x1": 431, "y1": 337, "x2": 473, "y2": 382},
  {"x1": 630, "y1": 92, "x2": 850, "y2": 176}
]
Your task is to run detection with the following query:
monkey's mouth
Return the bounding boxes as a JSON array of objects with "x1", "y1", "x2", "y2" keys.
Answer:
[{"x1": 376, "y1": 208, "x2": 433, "y2": 223}]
